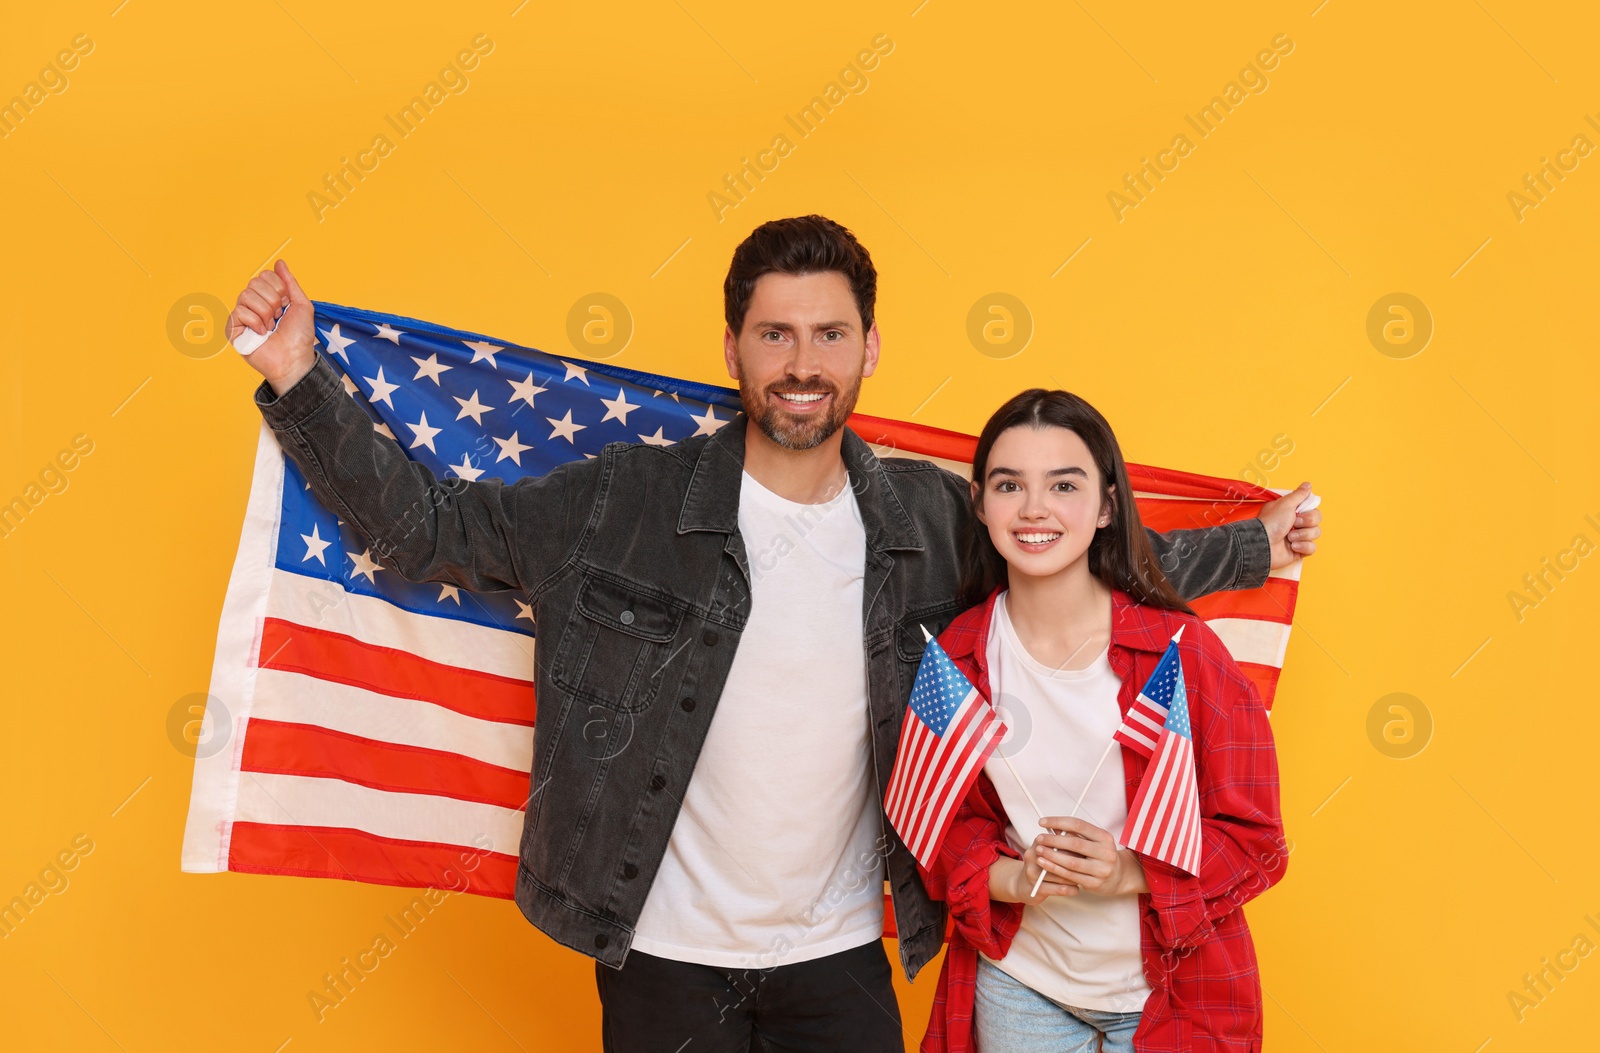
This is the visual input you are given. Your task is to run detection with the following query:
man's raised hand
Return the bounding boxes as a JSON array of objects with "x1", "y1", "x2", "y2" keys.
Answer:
[
  {"x1": 227, "y1": 259, "x2": 318, "y2": 396},
  {"x1": 1259, "y1": 481, "x2": 1321, "y2": 569}
]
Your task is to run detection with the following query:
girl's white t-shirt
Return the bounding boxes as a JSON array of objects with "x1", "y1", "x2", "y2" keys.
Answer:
[{"x1": 980, "y1": 591, "x2": 1152, "y2": 1013}]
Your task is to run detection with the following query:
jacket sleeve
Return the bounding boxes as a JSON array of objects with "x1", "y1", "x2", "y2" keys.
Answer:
[
  {"x1": 254, "y1": 353, "x2": 593, "y2": 596},
  {"x1": 918, "y1": 773, "x2": 1025, "y2": 960},
  {"x1": 1145, "y1": 520, "x2": 1271, "y2": 600},
  {"x1": 1137, "y1": 629, "x2": 1289, "y2": 952}
]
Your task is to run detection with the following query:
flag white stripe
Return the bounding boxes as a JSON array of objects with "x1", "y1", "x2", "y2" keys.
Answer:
[
  {"x1": 183, "y1": 425, "x2": 284, "y2": 874},
  {"x1": 1160, "y1": 748, "x2": 1193, "y2": 864},
  {"x1": 1206, "y1": 617, "x2": 1292, "y2": 669},
  {"x1": 265, "y1": 567, "x2": 537, "y2": 679},
  {"x1": 250, "y1": 668, "x2": 535, "y2": 771},
  {"x1": 1167, "y1": 764, "x2": 1194, "y2": 868},
  {"x1": 1127, "y1": 735, "x2": 1176, "y2": 848},
  {"x1": 888, "y1": 718, "x2": 939, "y2": 821},
  {"x1": 1150, "y1": 740, "x2": 1185, "y2": 862},
  {"x1": 233, "y1": 771, "x2": 523, "y2": 856},
  {"x1": 899, "y1": 702, "x2": 981, "y2": 839},
  {"x1": 887, "y1": 719, "x2": 937, "y2": 819},
  {"x1": 904, "y1": 702, "x2": 986, "y2": 855},
  {"x1": 912, "y1": 717, "x2": 1004, "y2": 865}
]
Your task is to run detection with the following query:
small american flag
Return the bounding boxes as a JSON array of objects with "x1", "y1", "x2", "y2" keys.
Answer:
[
  {"x1": 1112, "y1": 624, "x2": 1185, "y2": 757},
  {"x1": 1119, "y1": 635, "x2": 1203, "y2": 876},
  {"x1": 884, "y1": 634, "x2": 1008, "y2": 869}
]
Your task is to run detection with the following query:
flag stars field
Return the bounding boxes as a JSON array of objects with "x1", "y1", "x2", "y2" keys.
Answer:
[{"x1": 372, "y1": 322, "x2": 404, "y2": 344}]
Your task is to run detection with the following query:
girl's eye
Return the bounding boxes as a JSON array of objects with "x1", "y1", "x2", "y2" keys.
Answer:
[
  {"x1": 1054, "y1": 481, "x2": 1077, "y2": 492},
  {"x1": 994, "y1": 480, "x2": 1018, "y2": 493}
]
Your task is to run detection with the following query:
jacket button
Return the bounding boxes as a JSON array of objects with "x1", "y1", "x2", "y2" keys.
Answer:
[
  {"x1": 594, "y1": 934, "x2": 609, "y2": 949},
  {"x1": 649, "y1": 774, "x2": 666, "y2": 792},
  {"x1": 680, "y1": 697, "x2": 696, "y2": 712},
  {"x1": 620, "y1": 610, "x2": 635, "y2": 625},
  {"x1": 702, "y1": 630, "x2": 719, "y2": 646},
  {"x1": 622, "y1": 863, "x2": 638, "y2": 879}
]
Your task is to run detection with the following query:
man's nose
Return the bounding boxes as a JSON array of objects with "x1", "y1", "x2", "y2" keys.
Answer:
[{"x1": 787, "y1": 339, "x2": 825, "y2": 379}]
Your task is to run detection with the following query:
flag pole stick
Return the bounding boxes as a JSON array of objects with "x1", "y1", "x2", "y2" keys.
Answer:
[{"x1": 1029, "y1": 736, "x2": 1118, "y2": 898}]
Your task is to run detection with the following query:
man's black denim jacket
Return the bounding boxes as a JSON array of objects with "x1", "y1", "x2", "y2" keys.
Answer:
[{"x1": 255, "y1": 353, "x2": 1269, "y2": 980}]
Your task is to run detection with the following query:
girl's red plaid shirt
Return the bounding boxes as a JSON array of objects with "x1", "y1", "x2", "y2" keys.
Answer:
[{"x1": 916, "y1": 587, "x2": 1288, "y2": 1053}]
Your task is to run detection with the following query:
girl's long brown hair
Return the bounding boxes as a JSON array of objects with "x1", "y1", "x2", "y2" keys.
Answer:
[{"x1": 959, "y1": 388, "x2": 1194, "y2": 614}]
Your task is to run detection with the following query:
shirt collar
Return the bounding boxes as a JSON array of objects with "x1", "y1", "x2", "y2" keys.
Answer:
[
  {"x1": 678, "y1": 414, "x2": 923, "y2": 553},
  {"x1": 943, "y1": 586, "x2": 1177, "y2": 668}
]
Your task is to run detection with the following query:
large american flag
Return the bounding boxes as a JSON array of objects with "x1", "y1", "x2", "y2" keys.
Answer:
[
  {"x1": 1118, "y1": 635, "x2": 1204, "y2": 876},
  {"x1": 181, "y1": 300, "x2": 1305, "y2": 911},
  {"x1": 884, "y1": 635, "x2": 1008, "y2": 869}
]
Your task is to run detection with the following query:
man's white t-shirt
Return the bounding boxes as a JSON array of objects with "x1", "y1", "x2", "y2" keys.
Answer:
[
  {"x1": 631, "y1": 470, "x2": 885, "y2": 968},
  {"x1": 980, "y1": 591, "x2": 1151, "y2": 1013}
]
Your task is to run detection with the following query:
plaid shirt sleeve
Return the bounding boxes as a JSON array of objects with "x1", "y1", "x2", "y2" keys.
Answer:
[{"x1": 1137, "y1": 620, "x2": 1290, "y2": 953}]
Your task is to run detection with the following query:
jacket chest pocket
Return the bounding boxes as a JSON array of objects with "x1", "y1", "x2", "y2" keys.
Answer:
[
  {"x1": 894, "y1": 602, "x2": 964, "y2": 666},
  {"x1": 550, "y1": 575, "x2": 684, "y2": 713}
]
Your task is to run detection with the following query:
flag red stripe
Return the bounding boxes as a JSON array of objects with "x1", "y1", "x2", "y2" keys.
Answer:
[
  {"x1": 1134, "y1": 497, "x2": 1263, "y2": 533},
  {"x1": 227, "y1": 822, "x2": 517, "y2": 897},
  {"x1": 887, "y1": 720, "x2": 936, "y2": 820},
  {"x1": 1128, "y1": 733, "x2": 1179, "y2": 850},
  {"x1": 1237, "y1": 662, "x2": 1281, "y2": 711},
  {"x1": 916, "y1": 718, "x2": 1006, "y2": 867},
  {"x1": 847, "y1": 413, "x2": 976, "y2": 464},
  {"x1": 1188, "y1": 577, "x2": 1298, "y2": 623},
  {"x1": 259, "y1": 617, "x2": 536, "y2": 726},
  {"x1": 843, "y1": 414, "x2": 1285, "y2": 507},
  {"x1": 899, "y1": 706, "x2": 980, "y2": 842},
  {"x1": 240, "y1": 718, "x2": 532, "y2": 812},
  {"x1": 1146, "y1": 738, "x2": 1185, "y2": 860},
  {"x1": 903, "y1": 703, "x2": 986, "y2": 855}
]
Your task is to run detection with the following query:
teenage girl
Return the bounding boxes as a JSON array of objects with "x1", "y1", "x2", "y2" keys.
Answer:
[{"x1": 916, "y1": 389, "x2": 1288, "y2": 1053}]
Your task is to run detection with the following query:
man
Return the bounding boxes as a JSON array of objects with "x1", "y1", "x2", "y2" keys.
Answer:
[{"x1": 228, "y1": 215, "x2": 1320, "y2": 1051}]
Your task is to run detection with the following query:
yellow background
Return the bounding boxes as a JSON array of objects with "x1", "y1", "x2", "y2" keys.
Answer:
[{"x1": 3, "y1": 0, "x2": 1597, "y2": 1049}]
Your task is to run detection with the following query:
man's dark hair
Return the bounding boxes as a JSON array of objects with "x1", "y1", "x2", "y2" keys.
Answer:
[{"x1": 723, "y1": 215, "x2": 877, "y2": 336}]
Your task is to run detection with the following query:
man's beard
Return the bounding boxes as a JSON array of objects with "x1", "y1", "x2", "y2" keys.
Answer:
[{"x1": 739, "y1": 371, "x2": 863, "y2": 451}]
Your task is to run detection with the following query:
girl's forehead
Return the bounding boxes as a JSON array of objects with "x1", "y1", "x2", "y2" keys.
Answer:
[{"x1": 990, "y1": 423, "x2": 1095, "y2": 463}]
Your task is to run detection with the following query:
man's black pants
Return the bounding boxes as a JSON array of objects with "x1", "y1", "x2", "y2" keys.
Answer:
[{"x1": 595, "y1": 939, "x2": 905, "y2": 1052}]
